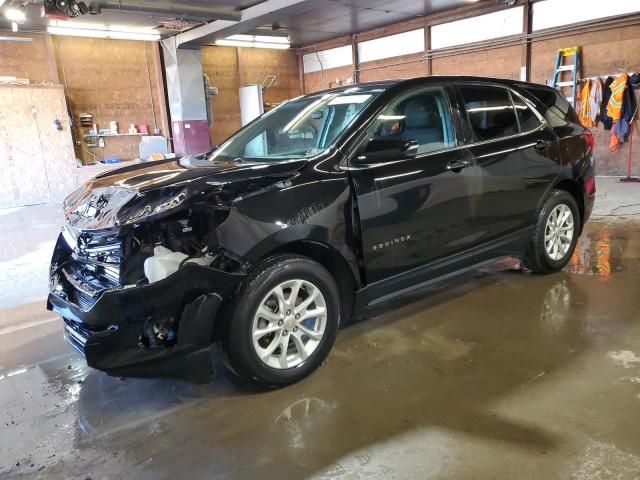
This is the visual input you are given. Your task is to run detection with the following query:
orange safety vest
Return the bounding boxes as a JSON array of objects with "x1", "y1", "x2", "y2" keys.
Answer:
[
  {"x1": 606, "y1": 73, "x2": 629, "y2": 121},
  {"x1": 578, "y1": 79, "x2": 594, "y2": 127}
]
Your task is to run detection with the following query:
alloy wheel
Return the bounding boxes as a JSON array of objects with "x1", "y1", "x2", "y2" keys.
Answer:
[
  {"x1": 251, "y1": 279, "x2": 327, "y2": 369},
  {"x1": 544, "y1": 204, "x2": 574, "y2": 261}
]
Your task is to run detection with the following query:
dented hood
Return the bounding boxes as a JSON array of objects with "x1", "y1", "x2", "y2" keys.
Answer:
[{"x1": 64, "y1": 158, "x2": 306, "y2": 231}]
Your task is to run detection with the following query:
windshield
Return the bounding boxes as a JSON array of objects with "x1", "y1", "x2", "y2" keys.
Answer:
[{"x1": 208, "y1": 87, "x2": 384, "y2": 162}]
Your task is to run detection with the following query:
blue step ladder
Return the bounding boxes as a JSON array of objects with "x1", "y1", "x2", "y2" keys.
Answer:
[{"x1": 551, "y1": 46, "x2": 580, "y2": 106}]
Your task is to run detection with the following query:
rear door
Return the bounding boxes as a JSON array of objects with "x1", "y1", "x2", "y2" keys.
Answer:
[
  {"x1": 348, "y1": 84, "x2": 477, "y2": 285},
  {"x1": 519, "y1": 85, "x2": 587, "y2": 168},
  {"x1": 455, "y1": 83, "x2": 562, "y2": 246}
]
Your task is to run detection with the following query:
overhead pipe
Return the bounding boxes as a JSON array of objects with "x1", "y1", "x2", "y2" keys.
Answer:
[{"x1": 90, "y1": 1, "x2": 241, "y2": 22}]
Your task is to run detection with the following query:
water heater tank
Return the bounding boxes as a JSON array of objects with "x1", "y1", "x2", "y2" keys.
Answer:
[{"x1": 239, "y1": 84, "x2": 264, "y2": 126}]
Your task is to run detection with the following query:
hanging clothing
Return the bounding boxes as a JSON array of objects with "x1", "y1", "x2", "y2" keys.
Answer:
[
  {"x1": 606, "y1": 73, "x2": 629, "y2": 121},
  {"x1": 600, "y1": 76, "x2": 615, "y2": 130},
  {"x1": 578, "y1": 79, "x2": 594, "y2": 127},
  {"x1": 589, "y1": 78, "x2": 603, "y2": 125},
  {"x1": 612, "y1": 78, "x2": 636, "y2": 138},
  {"x1": 608, "y1": 75, "x2": 636, "y2": 152},
  {"x1": 609, "y1": 131, "x2": 620, "y2": 151}
]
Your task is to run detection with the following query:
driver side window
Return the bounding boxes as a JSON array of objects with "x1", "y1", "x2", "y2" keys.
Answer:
[{"x1": 367, "y1": 86, "x2": 455, "y2": 155}]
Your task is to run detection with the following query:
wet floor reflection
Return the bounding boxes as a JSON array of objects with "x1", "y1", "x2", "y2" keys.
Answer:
[
  {"x1": 566, "y1": 232, "x2": 627, "y2": 276},
  {"x1": 540, "y1": 280, "x2": 572, "y2": 332},
  {"x1": 2, "y1": 224, "x2": 640, "y2": 478}
]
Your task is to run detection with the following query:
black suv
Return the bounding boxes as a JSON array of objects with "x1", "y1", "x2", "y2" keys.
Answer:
[{"x1": 48, "y1": 76, "x2": 595, "y2": 386}]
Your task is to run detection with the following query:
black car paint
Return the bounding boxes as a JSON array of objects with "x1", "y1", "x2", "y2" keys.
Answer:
[{"x1": 47, "y1": 76, "x2": 595, "y2": 382}]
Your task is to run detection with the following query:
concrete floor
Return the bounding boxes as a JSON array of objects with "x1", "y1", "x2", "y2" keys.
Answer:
[{"x1": 1, "y1": 177, "x2": 640, "y2": 479}]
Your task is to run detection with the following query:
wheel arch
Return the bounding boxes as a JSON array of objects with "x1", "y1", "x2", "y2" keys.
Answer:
[
  {"x1": 267, "y1": 240, "x2": 358, "y2": 323},
  {"x1": 553, "y1": 179, "x2": 584, "y2": 232}
]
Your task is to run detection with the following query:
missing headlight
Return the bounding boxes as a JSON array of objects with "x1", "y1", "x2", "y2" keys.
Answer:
[{"x1": 119, "y1": 206, "x2": 232, "y2": 286}]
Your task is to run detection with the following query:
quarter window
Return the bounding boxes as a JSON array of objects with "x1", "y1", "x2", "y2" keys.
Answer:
[
  {"x1": 367, "y1": 86, "x2": 455, "y2": 155},
  {"x1": 460, "y1": 85, "x2": 519, "y2": 142},
  {"x1": 523, "y1": 86, "x2": 580, "y2": 127},
  {"x1": 513, "y1": 94, "x2": 542, "y2": 132}
]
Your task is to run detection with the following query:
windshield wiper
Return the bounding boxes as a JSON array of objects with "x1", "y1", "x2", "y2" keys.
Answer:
[{"x1": 179, "y1": 154, "x2": 212, "y2": 168}]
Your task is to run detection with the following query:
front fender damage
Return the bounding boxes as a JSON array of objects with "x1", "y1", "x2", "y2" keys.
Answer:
[
  {"x1": 49, "y1": 258, "x2": 245, "y2": 384},
  {"x1": 51, "y1": 160, "x2": 307, "y2": 383},
  {"x1": 85, "y1": 291, "x2": 225, "y2": 384}
]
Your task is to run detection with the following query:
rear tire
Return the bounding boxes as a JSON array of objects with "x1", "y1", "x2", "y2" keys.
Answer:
[
  {"x1": 523, "y1": 189, "x2": 580, "y2": 273},
  {"x1": 222, "y1": 255, "x2": 340, "y2": 388}
]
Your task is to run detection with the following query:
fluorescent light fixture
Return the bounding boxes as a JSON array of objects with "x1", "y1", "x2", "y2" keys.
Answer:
[
  {"x1": 5, "y1": 8, "x2": 26, "y2": 23},
  {"x1": 47, "y1": 25, "x2": 160, "y2": 41},
  {"x1": 215, "y1": 34, "x2": 290, "y2": 49},
  {"x1": 0, "y1": 36, "x2": 33, "y2": 41}
]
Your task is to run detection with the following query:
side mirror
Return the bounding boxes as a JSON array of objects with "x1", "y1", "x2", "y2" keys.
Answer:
[{"x1": 352, "y1": 137, "x2": 418, "y2": 165}]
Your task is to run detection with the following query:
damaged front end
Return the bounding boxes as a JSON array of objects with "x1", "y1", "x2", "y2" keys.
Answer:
[{"x1": 48, "y1": 188, "x2": 248, "y2": 383}]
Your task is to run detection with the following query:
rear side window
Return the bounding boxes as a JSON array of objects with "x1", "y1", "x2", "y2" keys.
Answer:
[
  {"x1": 521, "y1": 86, "x2": 580, "y2": 127},
  {"x1": 459, "y1": 85, "x2": 519, "y2": 142},
  {"x1": 512, "y1": 94, "x2": 541, "y2": 132}
]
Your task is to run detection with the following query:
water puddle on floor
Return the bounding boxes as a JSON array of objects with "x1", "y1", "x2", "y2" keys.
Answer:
[{"x1": 565, "y1": 234, "x2": 627, "y2": 276}]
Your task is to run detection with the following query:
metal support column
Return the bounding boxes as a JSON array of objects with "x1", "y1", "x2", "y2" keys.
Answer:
[
  {"x1": 162, "y1": 37, "x2": 212, "y2": 156},
  {"x1": 521, "y1": 0, "x2": 532, "y2": 82}
]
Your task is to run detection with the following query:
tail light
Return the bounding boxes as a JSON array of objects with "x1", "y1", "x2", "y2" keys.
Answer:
[
  {"x1": 582, "y1": 130, "x2": 595, "y2": 151},
  {"x1": 584, "y1": 176, "x2": 596, "y2": 196}
]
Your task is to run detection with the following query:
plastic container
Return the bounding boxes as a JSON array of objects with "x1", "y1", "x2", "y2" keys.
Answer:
[
  {"x1": 144, "y1": 246, "x2": 212, "y2": 283},
  {"x1": 144, "y1": 246, "x2": 188, "y2": 283},
  {"x1": 101, "y1": 156, "x2": 121, "y2": 164}
]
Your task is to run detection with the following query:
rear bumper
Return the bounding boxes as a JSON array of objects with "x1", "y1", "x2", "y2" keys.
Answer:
[
  {"x1": 48, "y1": 262, "x2": 244, "y2": 383},
  {"x1": 584, "y1": 191, "x2": 595, "y2": 224},
  {"x1": 583, "y1": 172, "x2": 596, "y2": 225}
]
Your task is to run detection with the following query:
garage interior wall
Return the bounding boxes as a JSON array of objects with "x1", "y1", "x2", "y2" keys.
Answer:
[
  {"x1": 0, "y1": 32, "x2": 58, "y2": 83},
  {"x1": 1, "y1": 33, "x2": 169, "y2": 164},
  {"x1": 299, "y1": 7, "x2": 640, "y2": 176},
  {"x1": 52, "y1": 36, "x2": 169, "y2": 164},
  {"x1": 201, "y1": 45, "x2": 301, "y2": 144},
  {"x1": 0, "y1": 84, "x2": 77, "y2": 208},
  {"x1": 2, "y1": 35, "x2": 302, "y2": 161}
]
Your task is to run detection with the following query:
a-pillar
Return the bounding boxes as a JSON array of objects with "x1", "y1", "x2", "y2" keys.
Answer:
[{"x1": 162, "y1": 37, "x2": 212, "y2": 156}]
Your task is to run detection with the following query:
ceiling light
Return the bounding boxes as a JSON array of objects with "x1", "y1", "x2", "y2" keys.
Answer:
[
  {"x1": 215, "y1": 34, "x2": 290, "y2": 49},
  {"x1": 47, "y1": 25, "x2": 160, "y2": 41},
  {"x1": 5, "y1": 8, "x2": 26, "y2": 23}
]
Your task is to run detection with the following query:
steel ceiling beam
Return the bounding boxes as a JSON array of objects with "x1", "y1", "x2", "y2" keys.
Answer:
[{"x1": 175, "y1": 0, "x2": 313, "y2": 47}]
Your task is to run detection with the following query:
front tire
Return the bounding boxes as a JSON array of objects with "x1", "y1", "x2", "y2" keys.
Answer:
[
  {"x1": 222, "y1": 255, "x2": 340, "y2": 387},
  {"x1": 523, "y1": 189, "x2": 580, "y2": 273}
]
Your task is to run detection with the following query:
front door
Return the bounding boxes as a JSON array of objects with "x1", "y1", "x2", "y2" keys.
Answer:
[{"x1": 348, "y1": 85, "x2": 477, "y2": 288}]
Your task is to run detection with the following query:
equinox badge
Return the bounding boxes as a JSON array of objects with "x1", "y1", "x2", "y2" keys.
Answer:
[{"x1": 372, "y1": 234, "x2": 411, "y2": 251}]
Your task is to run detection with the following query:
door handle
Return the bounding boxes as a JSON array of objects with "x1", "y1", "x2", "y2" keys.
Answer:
[
  {"x1": 446, "y1": 159, "x2": 471, "y2": 171},
  {"x1": 535, "y1": 139, "x2": 552, "y2": 151}
]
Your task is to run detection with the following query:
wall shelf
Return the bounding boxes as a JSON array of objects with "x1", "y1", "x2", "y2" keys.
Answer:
[{"x1": 84, "y1": 133, "x2": 149, "y2": 138}]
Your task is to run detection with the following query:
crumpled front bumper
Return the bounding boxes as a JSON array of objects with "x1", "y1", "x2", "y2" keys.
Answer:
[{"x1": 48, "y1": 261, "x2": 244, "y2": 383}]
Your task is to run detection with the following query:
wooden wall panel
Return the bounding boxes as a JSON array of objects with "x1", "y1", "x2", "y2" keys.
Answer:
[
  {"x1": 303, "y1": 65, "x2": 355, "y2": 93},
  {"x1": 431, "y1": 45, "x2": 521, "y2": 79},
  {"x1": 531, "y1": 25, "x2": 640, "y2": 176},
  {"x1": 201, "y1": 46, "x2": 301, "y2": 144},
  {"x1": 530, "y1": 25, "x2": 640, "y2": 84},
  {"x1": 201, "y1": 46, "x2": 240, "y2": 143},
  {"x1": 359, "y1": 52, "x2": 426, "y2": 82},
  {"x1": 239, "y1": 48, "x2": 301, "y2": 105},
  {"x1": 0, "y1": 85, "x2": 76, "y2": 208},
  {"x1": 0, "y1": 33, "x2": 57, "y2": 84},
  {"x1": 52, "y1": 36, "x2": 166, "y2": 164},
  {"x1": 591, "y1": 91, "x2": 640, "y2": 176}
]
